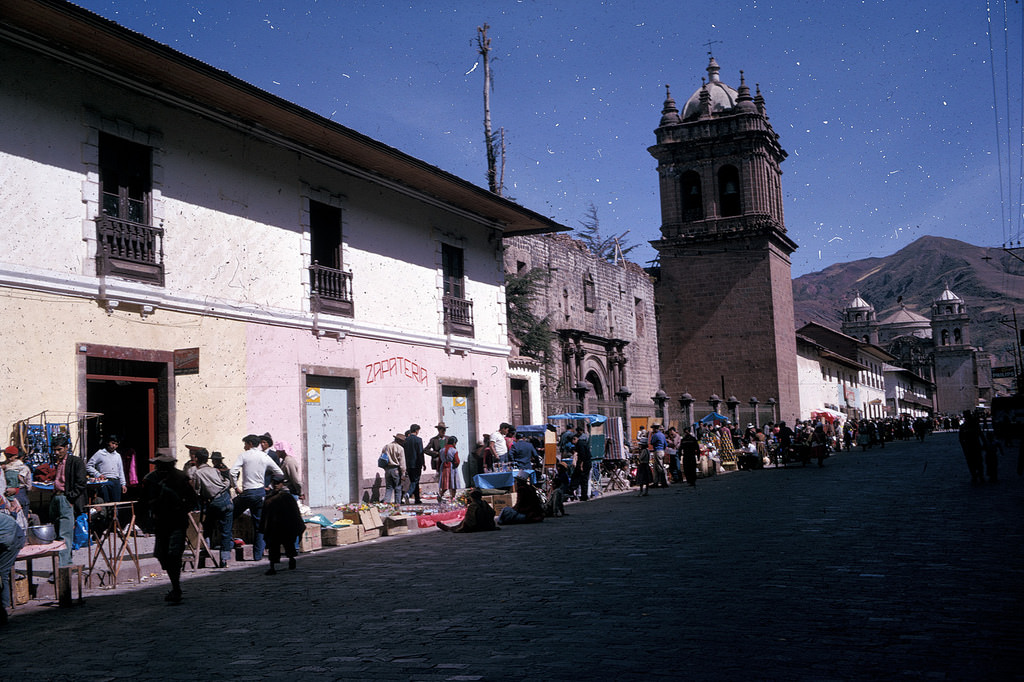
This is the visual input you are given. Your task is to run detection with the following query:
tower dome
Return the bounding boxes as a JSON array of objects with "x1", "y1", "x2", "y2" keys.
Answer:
[{"x1": 681, "y1": 57, "x2": 738, "y2": 121}]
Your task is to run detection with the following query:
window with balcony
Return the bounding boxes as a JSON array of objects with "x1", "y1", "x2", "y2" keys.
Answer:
[
  {"x1": 95, "y1": 132, "x2": 163, "y2": 285},
  {"x1": 308, "y1": 200, "x2": 353, "y2": 316},
  {"x1": 442, "y1": 243, "x2": 473, "y2": 337}
]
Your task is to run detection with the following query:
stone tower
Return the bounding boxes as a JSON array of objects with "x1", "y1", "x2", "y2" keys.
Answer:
[
  {"x1": 650, "y1": 57, "x2": 800, "y2": 424},
  {"x1": 930, "y1": 286, "x2": 978, "y2": 414},
  {"x1": 841, "y1": 293, "x2": 880, "y2": 344}
]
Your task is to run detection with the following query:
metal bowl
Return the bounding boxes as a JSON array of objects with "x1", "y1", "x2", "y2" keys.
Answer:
[{"x1": 27, "y1": 524, "x2": 56, "y2": 545}]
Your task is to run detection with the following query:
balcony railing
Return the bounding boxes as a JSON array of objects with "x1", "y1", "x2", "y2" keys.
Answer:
[
  {"x1": 309, "y1": 262, "x2": 354, "y2": 317},
  {"x1": 95, "y1": 215, "x2": 165, "y2": 286},
  {"x1": 443, "y1": 295, "x2": 474, "y2": 337}
]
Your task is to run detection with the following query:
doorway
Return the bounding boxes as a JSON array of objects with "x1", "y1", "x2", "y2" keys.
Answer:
[
  {"x1": 441, "y1": 385, "x2": 476, "y2": 487},
  {"x1": 304, "y1": 375, "x2": 356, "y2": 506},
  {"x1": 85, "y1": 353, "x2": 169, "y2": 486},
  {"x1": 510, "y1": 378, "x2": 530, "y2": 426}
]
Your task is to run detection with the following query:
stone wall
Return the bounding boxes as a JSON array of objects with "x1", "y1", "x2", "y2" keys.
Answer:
[{"x1": 503, "y1": 234, "x2": 661, "y2": 410}]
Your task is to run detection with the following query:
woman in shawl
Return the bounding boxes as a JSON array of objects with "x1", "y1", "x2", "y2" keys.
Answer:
[{"x1": 438, "y1": 436, "x2": 459, "y2": 503}]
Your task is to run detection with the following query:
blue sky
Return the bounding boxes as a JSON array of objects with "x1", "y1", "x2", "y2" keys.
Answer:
[{"x1": 73, "y1": 0, "x2": 1023, "y2": 277}]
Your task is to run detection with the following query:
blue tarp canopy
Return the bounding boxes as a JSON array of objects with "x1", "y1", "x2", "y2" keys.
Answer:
[
  {"x1": 546, "y1": 413, "x2": 607, "y2": 425},
  {"x1": 514, "y1": 424, "x2": 550, "y2": 438},
  {"x1": 699, "y1": 412, "x2": 730, "y2": 424}
]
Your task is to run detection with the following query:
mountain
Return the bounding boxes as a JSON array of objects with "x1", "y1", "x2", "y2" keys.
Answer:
[{"x1": 791, "y1": 235, "x2": 1024, "y2": 367}]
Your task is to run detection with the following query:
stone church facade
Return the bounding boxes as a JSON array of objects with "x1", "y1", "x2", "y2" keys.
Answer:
[
  {"x1": 502, "y1": 234, "x2": 661, "y2": 427},
  {"x1": 648, "y1": 57, "x2": 800, "y2": 426},
  {"x1": 841, "y1": 288, "x2": 993, "y2": 415}
]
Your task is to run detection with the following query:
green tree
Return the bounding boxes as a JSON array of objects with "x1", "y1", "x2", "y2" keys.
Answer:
[
  {"x1": 575, "y1": 202, "x2": 637, "y2": 262},
  {"x1": 505, "y1": 267, "x2": 553, "y2": 360}
]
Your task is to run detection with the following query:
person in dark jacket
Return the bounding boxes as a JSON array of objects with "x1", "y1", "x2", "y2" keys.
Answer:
[
  {"x1": 260, "y1": 474, "x2": 305, "y2": 575},
  {"x1": 436, "y1": 488, "x2": 498, "y2": 533},
  {"x1": 143, "y1": 448, "x2": 198, "y2": 604},
  {"x1": 680, "y1": 427, "x2": 700, "y2": 487},
  {"x1": 403, "y1": 424, "x2": 425, "y2": 504},
  {"x1": 48, "y1": 435, "x2": 88, "y2": 567}
]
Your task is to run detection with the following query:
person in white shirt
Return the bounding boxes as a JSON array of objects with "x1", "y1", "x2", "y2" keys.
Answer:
[
  {"x1": 87, "y1": 435, "x2": 128, "y2": 502},
  {"x1": 491, "y1": 423, "x2": 511, "y2": 464},
  {"x1": 229, "y1": 434, "x2": 284, "y2": 562}
]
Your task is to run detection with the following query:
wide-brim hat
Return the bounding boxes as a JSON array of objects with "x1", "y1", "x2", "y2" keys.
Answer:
[
  {"x1": 149, "y1": 448, "x2": 176, "y2": 463},
  {"x1": 435, "y1": 422, "x2": 447, "y2": 430}
]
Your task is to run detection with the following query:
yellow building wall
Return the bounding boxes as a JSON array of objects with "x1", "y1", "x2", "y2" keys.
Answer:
[{"x1": 0, "y1": 288, "x2": 249, "y2": 462}]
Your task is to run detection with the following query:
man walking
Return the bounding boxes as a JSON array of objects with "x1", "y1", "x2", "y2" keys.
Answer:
[
  {"x1": 403, "y1": 424, "x2": 425, "y2": 504},
  {"x1": 87, "y1": 435, "x2": 128, "y2": 502},
  {"x1": 230, "y1": 434, "x2": 283, "y2": 561},
  {"x1": 680, "y1": 427, "x2": 700, "y2": 487},
  {"x1": 650, "y1": 423, "x2": 670, "y2": 487},
  {"x1": 142, "y1": 448, "x2": 197, "y2": 603}
]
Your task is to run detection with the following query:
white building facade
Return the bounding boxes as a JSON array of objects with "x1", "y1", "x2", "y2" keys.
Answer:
[{"x1": 0, "y1": 1, "x2": 565, "y2": 504}]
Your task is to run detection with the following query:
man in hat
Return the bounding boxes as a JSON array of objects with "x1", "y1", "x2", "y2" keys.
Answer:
[
  {"x1": 190, "y1": 448, "x2": 233, "y2": 567},
  {"x1": 88, "y1": 435, "x2": 128, "y2": 502},
  {"x1": 380, "y1": 433, "x2": 406, "y2": 504},
  {"x1": 142, "y1": 448, "x2": 197, "y2": 603},
  {"x1": 425, "y1": 422, "x2": 447, "y2": 474},
  {"x1": 260, "y1": 474, "x2": 305, "y2": 575},
  {"x1": 49, "y1": 435, "x2": 87, "y2": 567},
  {"x1": 258, "y1": 432, "x2": 281, "y2": 488},
  {"x1": 403, "y1": 424, "x2": 425, "y2": 504},
  {"x1": 649, "y1": 423, "x2": 670, "y2": 488},
  {"x1": 229, "y1": 435, "x2": 283, "y2": 562},
  {"x1": 210, "y1": 451, "x2": 231, "y2": 481}
]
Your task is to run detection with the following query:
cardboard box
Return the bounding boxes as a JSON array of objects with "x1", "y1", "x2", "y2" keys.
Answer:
[
  {"x1": 358, "y1": 508, "x2": 384, "y2": 530},
  {"x1": 357, "y1": 524, "x2": 381, "y2": 541},
  {"x1": 321, "y1": 524, "x2": 359, "y2": 546},
  {"x1": 13, "y1": 575, "x2": 29, "y2": 606},
  {"x1": 487, "y1": 493, "x2": 516, "y2": 513},
  {"x1": 383, "y1": 514, "x2": 409, "y2": 536},
  {"x1": 300, "y1": 522, "x2": 323, "y2": 553},
  {"x1": 341, "y1": 510, "x2": 361, "y2": 524}
]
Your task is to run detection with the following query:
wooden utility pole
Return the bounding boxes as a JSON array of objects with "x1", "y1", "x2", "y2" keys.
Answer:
[{"x1": 477, "y1": 23, "x2": 502, "y2": 195}]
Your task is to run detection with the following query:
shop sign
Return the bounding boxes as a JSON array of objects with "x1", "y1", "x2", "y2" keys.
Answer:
[
  {"x1": 173, "y1": 347, "x2": 200, "y2": 375},
  {"x1": 992, "y1": 366, "x2": 1016, "y2": 379}
]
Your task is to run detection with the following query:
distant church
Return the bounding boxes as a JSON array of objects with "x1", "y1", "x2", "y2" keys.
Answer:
[
  {"x1": 649, "y1": 57, "x2": 800, "y2": 425},
  {"x1": 841, "y1": 288, "x2": 993, "y2": 415}
]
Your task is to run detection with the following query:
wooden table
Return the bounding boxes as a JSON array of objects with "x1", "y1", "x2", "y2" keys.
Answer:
[{"x1": 11, "y1": 540, "x2": 65, "y2": 609}]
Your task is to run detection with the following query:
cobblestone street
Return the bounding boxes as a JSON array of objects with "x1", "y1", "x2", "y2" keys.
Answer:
[{"x1": 7, "y1": 432, "x2": 1024, "y2": 681}]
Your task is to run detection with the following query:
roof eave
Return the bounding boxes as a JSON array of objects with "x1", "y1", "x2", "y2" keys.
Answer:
[{"x1": 1, "y1": 0, "x2": 568, "y2": 237}]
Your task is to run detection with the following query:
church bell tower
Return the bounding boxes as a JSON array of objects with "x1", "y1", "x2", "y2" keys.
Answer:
[{"x1": 650, "y1": 57, "x2": 800, "y2": 424}]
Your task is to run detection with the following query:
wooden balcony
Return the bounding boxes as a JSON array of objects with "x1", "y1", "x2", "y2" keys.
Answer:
[
  {"x1": 95, "y1": 215, "x2": 164, "y2": 286},
  {"x1": 443, "y1": 295, "x2": 474, "y2": 337},
  {"x1": 309, "y1": 262, "x2": 354, "y2": 317}
]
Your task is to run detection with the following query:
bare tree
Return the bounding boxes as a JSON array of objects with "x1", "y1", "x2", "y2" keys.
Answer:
[{"x1": 477, "y1": 23, "x2": 504, "y2": 195}]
